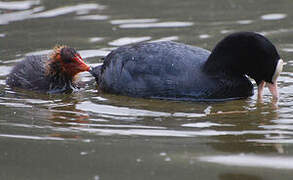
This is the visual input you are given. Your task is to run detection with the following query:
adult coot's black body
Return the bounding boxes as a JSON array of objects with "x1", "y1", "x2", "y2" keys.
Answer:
[
  {"x1": 90, "y1": 32, "x2": 283, "y2": 101},
  {"x1": 7, "y1": 46, "x2": 90, "y2": 94}
]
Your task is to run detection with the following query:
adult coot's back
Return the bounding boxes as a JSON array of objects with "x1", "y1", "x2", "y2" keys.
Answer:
[{"x1": 90, "y1": 32, "x2": 283, "y2": 101}]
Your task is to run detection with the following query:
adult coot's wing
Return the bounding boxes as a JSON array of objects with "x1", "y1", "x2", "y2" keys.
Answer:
[{"x1": 99, "y1": 41, "x2": 212, "y2": 98}]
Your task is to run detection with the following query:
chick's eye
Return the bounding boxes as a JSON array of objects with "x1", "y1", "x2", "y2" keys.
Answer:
[
  {"x1": 62, "y1": 57, "x2": 73, "y2": 63},
  {"x1": 60, "y1": 47, "x2": 76, "y2": 63}
]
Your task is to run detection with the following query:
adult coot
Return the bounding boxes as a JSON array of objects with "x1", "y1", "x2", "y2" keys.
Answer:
[
  {"x1": 90, "y1": 32, "x2": 283, "y2": 101},
  {"x1": 7, "y1": 45, "x2": 90, "y2": 93}
]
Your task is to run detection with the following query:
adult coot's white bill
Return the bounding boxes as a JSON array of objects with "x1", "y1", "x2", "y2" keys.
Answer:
[
  {"x1": 90, "y1": 32, "x2": 283, "y2": 101},
  {"x1": 7, "y1": 46, "x2": 90, "y2": 94}
]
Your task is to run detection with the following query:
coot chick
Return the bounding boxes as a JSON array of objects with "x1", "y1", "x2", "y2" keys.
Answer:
[
  {"x1": 90, "y1": 32, "x2": 283, "y2": 101},
  {"x1": 7, "y1": 45, "x2": 90, "y2": 93}
]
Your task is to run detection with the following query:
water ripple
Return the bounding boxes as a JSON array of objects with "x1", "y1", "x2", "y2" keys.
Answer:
[
  {"x1": 76, "y1": 101, "x2": 171, "y2": 117},
  {"x1": 31, "y1": 3, "x2": 105, "y2": 18},
  {"x1": 67, "y1": 122, "x2": 166, "y2": 129},
  {"x1": 70, "y1": 128, "x2": 227, "y2": 137},
  {"x1": 0, "y1": 102, "x2": 32, "y2": 108},
  {"x1": 0, "y1": 65, "x2": 12, "y2": 76},
  {"x1": 0, "y1": 133, "x2": 64, "y2": 141},
  {"x1": 149, "y1": 36, "x2": 179, "y2": 43},
  {"x1": 110, "y1": 18, "x2": 158, "y2": 25},
  {"x1": 199, "y1": 154, "x2": 293, "y2": 169},
  {"x1": 0, "y1": 0, "x2": 40, "y2": 10},
  {"x1": 236, "y1": 20, "x2": 253, "y2": 24},
  {"x1": 75, "y1": 15, "x2": 109, "y2": 21},
  {"x1": 79, "y1": 49, "x2": 110, "y2": 58},
  {"x1": 261, "y1": 13, "x2": 287, "y2": 21},
  {"x1": 182, "y1": 122, "x2": 234, "y2": 128},
  {"x1": 89, "y1": 37, "x2": 104, "y2": 43},
  {"x1": 119, "y1": 21, "x2": 194, "y2": 29},
  {"x1": 0, "y1": 97, "x2": 54, "y2": 105},
  {"x1": 198, "y1": 34, "x2": 210, "y2": 39},
  {"x1": 272, "y1": 119, "x2": 293, "y2": 124},
  {"x1": 0, "y1": 6, "x2": 44, "y2": 25},
  {"x1": 259, "y1": 124, "x2": 293, "y2": 131},
  {"x1": 108, "y1": 37, "x2": 152, "y2": 46},
  {"x1": 67, "y1": 127, "x2": 293, "y2": 137},
  {"x1": 260, "y1": 28, "x2": 293, "y2": 36}
]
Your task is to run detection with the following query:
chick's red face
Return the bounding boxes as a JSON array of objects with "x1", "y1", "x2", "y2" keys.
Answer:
[{"x1": 60, "y1": 48, "x2": 90, "y2": 76}]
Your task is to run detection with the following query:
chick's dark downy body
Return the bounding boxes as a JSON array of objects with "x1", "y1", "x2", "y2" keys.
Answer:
[{"x1": 7, "y1": 55, "x2": 71, "y2": 93}]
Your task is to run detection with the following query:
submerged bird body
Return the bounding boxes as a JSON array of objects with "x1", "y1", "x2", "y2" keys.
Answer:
[
  {"x1": 90, "y1": 32, "x2": 283, "y2": 101},
  {"x1": 92, "y1": 42, "x2": 253, "y2": 100},
  {"x1": 7, "y1": 46, "x2": 90, "y2": 93}
]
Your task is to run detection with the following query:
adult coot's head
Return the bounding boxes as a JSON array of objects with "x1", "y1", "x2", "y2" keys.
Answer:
[
  {"x1": 47, "y1": 45, "x2": 90, "y2": 77},
  {"x1": 203, "y1": 32, "x2": 283, "y2": 99}
]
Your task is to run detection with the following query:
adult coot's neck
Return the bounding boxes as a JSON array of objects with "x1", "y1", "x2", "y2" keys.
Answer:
[{"x1": 203, "y1": 32, "x2": 280, "y2": 85}]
